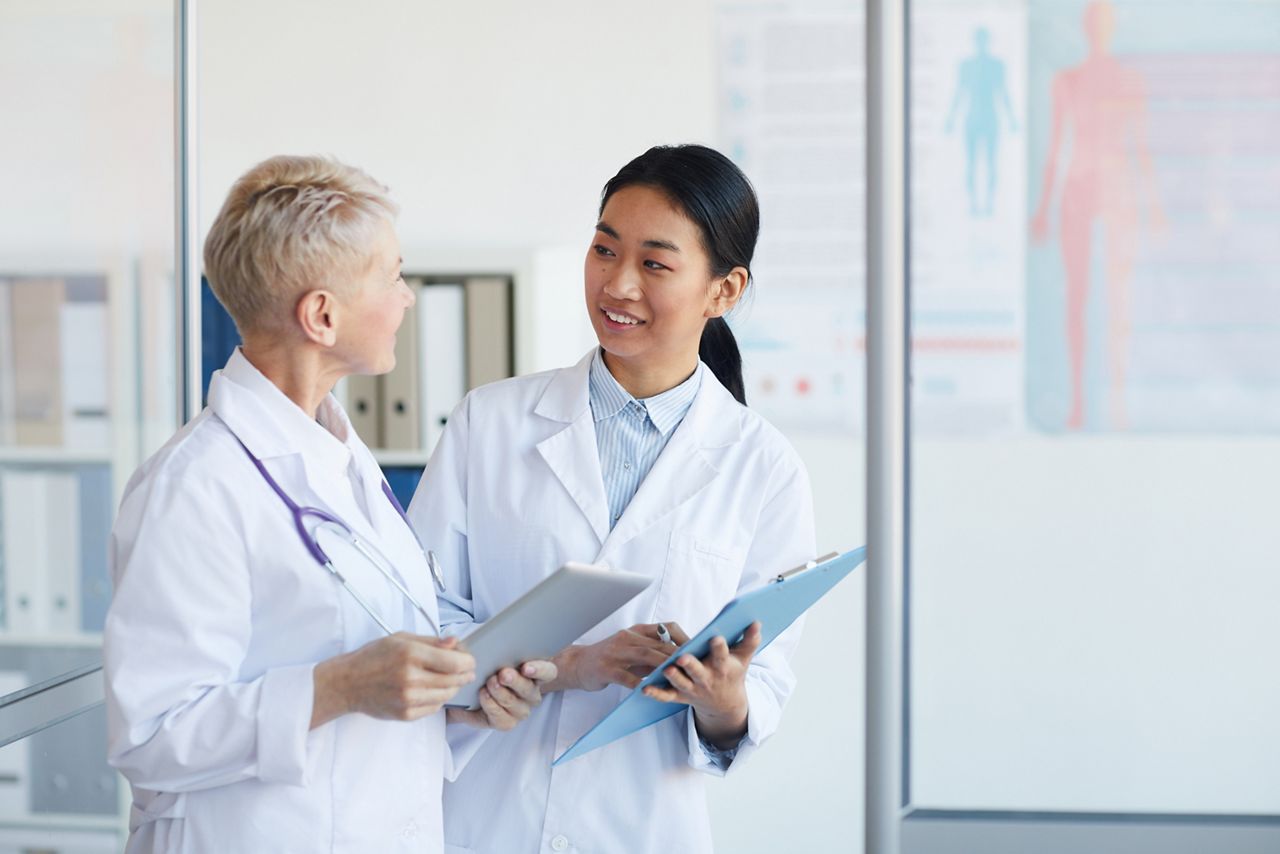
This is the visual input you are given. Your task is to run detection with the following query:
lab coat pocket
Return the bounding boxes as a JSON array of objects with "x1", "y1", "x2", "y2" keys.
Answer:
[{"x1": 655, "y1": 532, "x2": 746, "y2": 633}]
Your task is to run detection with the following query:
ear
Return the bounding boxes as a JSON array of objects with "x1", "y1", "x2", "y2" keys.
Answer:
[
  {"x1": 705, "y1": 267, "x2": 748, "y2": 319},
  {"x1": 295, "y1": 289, "x2": 339, "y2": 347}
]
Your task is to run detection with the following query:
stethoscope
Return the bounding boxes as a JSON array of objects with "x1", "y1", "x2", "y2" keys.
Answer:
[{"x1": 233, "y1": 434, "x2": 444, "y2": 636}]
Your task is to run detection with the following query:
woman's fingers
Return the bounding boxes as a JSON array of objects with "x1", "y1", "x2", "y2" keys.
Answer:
[
  {"x1": 664, "y1": 662, "x2": 696, "y2": 692},
  {"x1": 644, "y1": 685, "x2": 682, "y2": 704},
  {"x1": 415, "y1": 641, "x2": 475, "y2": 676},
  {"x1": 477, "y1": 686, "x2": 518, "y2": 731},
  {"x1": 729, "y1": 622, "x2": 763, "y2": 664},
  {"x1": 664, "y1": 622, "x2": 691, "y2": 645},
  {"x1": 609, "y1": 667, "x2": 643, "y2": 689},
  {"x1": 520, "y1": 659, "x2": 558, "y2": 684}
]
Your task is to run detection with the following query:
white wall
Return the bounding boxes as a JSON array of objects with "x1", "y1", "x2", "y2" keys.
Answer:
[{"x1": 200, "y1": 2, "x2": 867, "y2": 851}]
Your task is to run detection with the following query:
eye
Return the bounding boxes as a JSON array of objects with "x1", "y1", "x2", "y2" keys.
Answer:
[
  {"x1": 643, "y1": 260, "x2": 668, "y2": 271},
  {"x1": 593, "y1": 244, "x2": 615, "y2": 257}
]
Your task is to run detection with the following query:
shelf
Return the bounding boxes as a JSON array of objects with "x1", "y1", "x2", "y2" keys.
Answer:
[
  {"x1": 0, "y1": 812, "x2": 120, "y2": 832},
  {"x1": 0, "y1": 447, "x2": 113, "y2": 465},
  {"x1": 372, "y1": 450, "x2": 432, "y2": 467},
  {"x1": 0, "y1": 633, "x2": 103, "y2": 649}
]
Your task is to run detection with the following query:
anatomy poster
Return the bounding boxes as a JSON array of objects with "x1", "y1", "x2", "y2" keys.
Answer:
[{"x1": 1025, "y1": 0, "x2": 1280, "y2": 433}]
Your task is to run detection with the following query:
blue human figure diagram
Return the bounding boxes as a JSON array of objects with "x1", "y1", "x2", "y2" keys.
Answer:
[{"x1": 946, "y1": 27, "x2": 1018, "y2": 216}]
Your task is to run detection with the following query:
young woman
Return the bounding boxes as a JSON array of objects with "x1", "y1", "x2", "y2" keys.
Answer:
[
  {"x1": 410, "y1": 144, "x2": 817, "y2": 853},
  {"x1": 105, "y1": 155, "x2": 552, "y2": 853}
]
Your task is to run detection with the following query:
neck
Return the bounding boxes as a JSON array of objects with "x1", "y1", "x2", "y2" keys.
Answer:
[
  {"x1": 602, "y1": 349, "x2": 698, "y2": 400},
  {"x1": 240, "y1": 335, "x2": 342, "y2": 419}
]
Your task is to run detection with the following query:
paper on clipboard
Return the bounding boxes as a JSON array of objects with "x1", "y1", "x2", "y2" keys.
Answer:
[{"x1": 552, "y1": 546, "x2": 867, "y2": 766}]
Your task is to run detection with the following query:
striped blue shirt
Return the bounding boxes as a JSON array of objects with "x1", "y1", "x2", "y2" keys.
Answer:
[
  {"x1": 588, "y1": 349, "x2": 701, "y2": 530},
  {"x1": 588, "y1": 350, "x2": 740, "y2": 768}
]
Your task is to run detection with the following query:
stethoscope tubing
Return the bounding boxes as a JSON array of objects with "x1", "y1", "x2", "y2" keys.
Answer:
[{"x1": 231, "y1": 432, "x2": 442, "y2": 636}]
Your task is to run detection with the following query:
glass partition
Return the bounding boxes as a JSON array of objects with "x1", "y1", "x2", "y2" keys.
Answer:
[
  {"x1": 907, "y1": 0, "x2": 1280, "y2": 840},
  {"x1": 0, "y1": 0, "x2": 176, "y2": 843}
]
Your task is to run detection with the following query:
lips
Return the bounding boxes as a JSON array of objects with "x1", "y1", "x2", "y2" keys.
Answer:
[{"x1": 600, "y1": 306, "x2": 644, "y2": 327}]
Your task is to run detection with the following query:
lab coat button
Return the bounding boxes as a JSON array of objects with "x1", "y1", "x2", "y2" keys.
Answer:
[{"x1": 551, "y1": 835, "x2": 569, "y2": 851}]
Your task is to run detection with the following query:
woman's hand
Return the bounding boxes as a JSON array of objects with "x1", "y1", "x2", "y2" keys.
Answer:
[
  {"x1": 642, "y1": 621, "x2": 761, "y2": 749},
  {"x1": 547, "y1": 625, "x2": 675, "y2": 693},
  {"x1": 447, "y1": 660, "x2": 557, "y2": 731},
  {"x1": 310, "y1": 633, "x2": 475, "y2": 729}
]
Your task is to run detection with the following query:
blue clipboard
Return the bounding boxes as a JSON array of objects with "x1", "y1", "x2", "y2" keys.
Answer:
[{"x1": 553, "y1": 546, "x2": 867, "y2": 766}]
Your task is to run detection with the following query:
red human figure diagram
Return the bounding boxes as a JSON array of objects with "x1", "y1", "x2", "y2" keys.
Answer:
[{"x1": 1030, "y1": 0, "x2": 1162, "y2": 430}]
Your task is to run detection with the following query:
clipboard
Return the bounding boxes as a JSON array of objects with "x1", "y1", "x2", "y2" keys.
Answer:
[{"x1": 553, "y1": 546, "x2": 866, "y2": 766}]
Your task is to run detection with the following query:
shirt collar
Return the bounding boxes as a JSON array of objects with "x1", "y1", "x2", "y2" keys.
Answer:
[
  {"x1": 587, "y1": 348, "x2": 702, "y2": 436},
  {"x1": 217, "y1": 347, "x2": 355, "y2": 473}
]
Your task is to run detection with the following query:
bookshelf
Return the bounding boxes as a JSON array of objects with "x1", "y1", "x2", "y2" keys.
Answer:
[{"x1": 0, "y1": 256, "x2": 163, "y2": 848}]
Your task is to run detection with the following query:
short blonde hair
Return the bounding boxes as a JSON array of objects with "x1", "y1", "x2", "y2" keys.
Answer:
[{"x1": 203, "y1": 155, "x2": 398, "y2": 333}]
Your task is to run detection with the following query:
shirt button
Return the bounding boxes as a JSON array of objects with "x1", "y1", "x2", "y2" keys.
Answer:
[
  {"x1": 623, "y1": 461, "x2": 632, "y2": 470},
  {"x1": 551, "y1": 835, "x2": 569, "y2": 851}
]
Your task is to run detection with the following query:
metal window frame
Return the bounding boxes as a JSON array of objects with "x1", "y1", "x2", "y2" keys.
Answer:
[{"x1": 864, "y1": 0, "x2": 1280, "y2": 851}]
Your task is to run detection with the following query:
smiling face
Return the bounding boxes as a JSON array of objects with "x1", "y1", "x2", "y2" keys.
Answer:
[
  {"x1": 585, "y1": 184, "x2": 739, "y2": 395},
  {"x1": 333, "y1": 217, "x2": 414, "y2": 376}
]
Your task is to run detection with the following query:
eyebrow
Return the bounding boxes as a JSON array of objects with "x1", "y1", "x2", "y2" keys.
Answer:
[{"x1": 595, "y1": 221, "x2": 681, "y2": 254}]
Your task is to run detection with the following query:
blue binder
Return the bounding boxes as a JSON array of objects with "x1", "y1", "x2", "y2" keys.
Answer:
[{"x1": 553, "y1": 546, "x2": 867, "y2": 766}]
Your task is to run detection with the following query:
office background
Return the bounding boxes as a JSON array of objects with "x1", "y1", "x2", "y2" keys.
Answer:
[{"x1": 0, "y1": 0, "x2": 1277, "y2": 851}]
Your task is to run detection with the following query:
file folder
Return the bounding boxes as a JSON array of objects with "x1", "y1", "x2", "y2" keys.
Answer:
[
  {"x1": 381, "y1": 297, "x2": 420, "y2": 450},
  {"x1": 419, "y1": 282, "x2": 465, "y2": 453},
  {"x1": 553, "y1": 546, "x2": 866, "y2": 766}
]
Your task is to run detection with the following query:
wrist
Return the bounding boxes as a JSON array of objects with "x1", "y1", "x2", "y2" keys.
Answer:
[
  {"x1": 311, "y1": 654, "x2": 355, "y2": 728},
  {"x1": 692, "y1": 701, "x2": 749, "y2": 749},
  {"x1": 546, "y1": 645, "x2": 581, "y2": 693}
]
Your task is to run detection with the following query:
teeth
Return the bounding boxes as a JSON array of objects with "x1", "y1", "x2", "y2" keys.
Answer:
[{"x1": 604, "y1": 309, "x2": 639, "y2": 325}]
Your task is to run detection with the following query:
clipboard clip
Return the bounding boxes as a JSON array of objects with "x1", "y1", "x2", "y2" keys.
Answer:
[{"x1": 773, "y1": 551, "x2": 840, "y2": 584}]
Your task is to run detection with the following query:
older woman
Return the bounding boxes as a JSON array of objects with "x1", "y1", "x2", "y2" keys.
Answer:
[{"x1": 104, "y1": 155, "x2": 552, "y2": 853}]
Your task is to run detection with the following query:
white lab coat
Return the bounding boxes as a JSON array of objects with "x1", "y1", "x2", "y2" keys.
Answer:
[
  {"x1": 105, "y1": 350, "x2": 449, "y2": 854},
  {"x1": 409, "y1": 350, "x2": 816, "y2": 854}
]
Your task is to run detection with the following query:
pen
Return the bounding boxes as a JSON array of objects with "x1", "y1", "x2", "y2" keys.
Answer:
[{"x1": 656, "y1": 623, "x2": 674, "y2": 645}]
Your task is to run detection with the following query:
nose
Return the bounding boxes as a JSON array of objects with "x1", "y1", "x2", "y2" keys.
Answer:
[
  {"x1": 400, "y1": 277, "x2": 416, "y2": 308},
  {"x1": 603, "y1": 264, "x2": 642, "y2": 301}
]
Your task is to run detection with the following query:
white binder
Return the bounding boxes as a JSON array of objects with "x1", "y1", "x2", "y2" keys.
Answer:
[{"x1": 419, "y1": 282, "x2": 466, "y2": 454}]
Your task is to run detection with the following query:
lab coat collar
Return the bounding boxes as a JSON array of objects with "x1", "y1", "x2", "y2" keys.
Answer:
[
  {"x1": 535, "y1": 348, "x2": 744, "y2": 553},
  {"x1": 534, "y1": 349, "x2": 595, "y2": 423},
  {"x1": 207, "y1": 348, "x2": 354, "y2": 475}
]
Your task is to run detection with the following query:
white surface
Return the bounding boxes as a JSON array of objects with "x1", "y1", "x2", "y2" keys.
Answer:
[{"x1": 911, "y1": 436, "x2": 1280, "y2": 814}]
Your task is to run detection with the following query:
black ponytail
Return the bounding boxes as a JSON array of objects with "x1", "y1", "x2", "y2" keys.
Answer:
[
  {"x1": 600, "y1": 144, "x2": 758, "y2": 406},
  {"x1": 699, "y1": 316, "x2": 745, "y2": 405}
]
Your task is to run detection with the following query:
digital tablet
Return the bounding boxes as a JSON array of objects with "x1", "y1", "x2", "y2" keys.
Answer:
[{"x1": 447, "y1": 562, "x2": 652, "y2": 709}]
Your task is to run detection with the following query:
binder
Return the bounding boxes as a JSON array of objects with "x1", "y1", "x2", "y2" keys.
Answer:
[
  {"x1": 0, "y1": 279, "x2": 15, "y2": 444},
  {"x1": 464, "y1": 276, "x2": 511, "y2": 390},
  {"x1": 381, "y1": 296, "x2": 420, "y2": 450},
  {"x1": 44, "y1": 470, "x2": 81, "y2": 634},
  {"x1": 553, "y1": 546, "x2": 867, "y2": 766},
  {"x1": 1, "y1": 471, "x2": 48, "y2": 633},
  {"x1": 78, "y1": 466, "x2": 113, "y2": 632},
  {"x1": 10, "y1": 278, "x2": 64, "y2": 446},
  {"x1": 59, "y1": 278, "x2": 110, "y2": 450},
  {"x1": 346, "y1": 374, "x2": 381, "y2": 447},
  {"x1": 418, "y1": 282, "x2": 466, "y2": 453}
]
